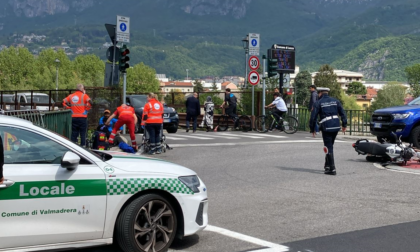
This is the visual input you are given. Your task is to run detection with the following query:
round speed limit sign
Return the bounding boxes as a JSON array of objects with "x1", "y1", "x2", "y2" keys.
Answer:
[{"x1": 248, "y1": 56, "x2": 260, "y2": 70}]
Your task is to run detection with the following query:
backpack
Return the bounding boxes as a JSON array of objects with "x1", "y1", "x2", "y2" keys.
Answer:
[{"x1": 91, "y1": 130, "x2": 109, "y2": 150}]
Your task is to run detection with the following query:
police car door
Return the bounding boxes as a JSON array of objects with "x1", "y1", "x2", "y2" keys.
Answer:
[{"x1": 0, "y1": 125, "x2": 106, "y2": 249}]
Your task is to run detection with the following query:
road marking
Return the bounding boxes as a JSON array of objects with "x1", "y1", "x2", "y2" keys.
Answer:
[
  {"x1": 193, "y1": 133, "x2": 240, "y2": 139},
  {"x1": 218, "y1": 133, "x2": 264, "y2": 139},
  {"x1": 174, "y1": 134, "x2": 213, "y2": 140},
  {"x1": 169, "y1": 140, "x2": 326, "y2": 147},
  {"x1": 165, "y1": 136, "x2": 188, "y2": 140},
  {"x1": 205, "y1": 225, "x2": 289, "y2": 252},
  {"x1": 245, "y1": 133, "x2": 287, "y2": 138}
]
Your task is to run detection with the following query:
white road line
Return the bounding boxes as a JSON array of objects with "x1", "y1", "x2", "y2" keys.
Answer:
[
  {"x1": 218, "y1": 133, "x2": 264, "y2": 139},
  {"x1": 193, "y1": 133, "x2": 240, "y2": 139},
  {"x1": 205, "y1": 225, "x2": 289, "y2": 252},
  {"x1": 174, "y1": 134, "x2": 213, "y2": 140},
  {"x1": 165, "y1": 136, "x2": 188, "y2": 140},
  {"x1": 170, "y1": 140, "x2": 325, "y2": 147},
  {"x1": 245, "y1": 133, "x2": 287, "y2": 138}
]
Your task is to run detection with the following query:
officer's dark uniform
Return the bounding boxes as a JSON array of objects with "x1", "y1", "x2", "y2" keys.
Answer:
[{"x1": 310, "y1": 88, "x2": 347, "y2": 175}]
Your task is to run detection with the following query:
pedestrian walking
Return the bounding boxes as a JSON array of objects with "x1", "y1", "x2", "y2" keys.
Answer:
[
  {"x1": 220, "y1": 88, "x2": 239, "y2": 128},
  {"x1": 308, "y1": 85, "x2": 320, "y2": 136},
  {"x1": 141, "y1": 93, "x2": 164, "y2": 155},
  {"x1": 310, "y1": 87, "x2": 347, "y2": 175},
  {"x1": 106, "y1": 103, "x2": 138, "y2": 151},
  {"x1": 63, "y1": 84, "x2": 92, "y2": 147},
  {"x1": 203, "y1": 96, "x2": 214, "y2": 132},
  {"x1": 185, "y1": 92, "x2": 200, "y2": 133}
]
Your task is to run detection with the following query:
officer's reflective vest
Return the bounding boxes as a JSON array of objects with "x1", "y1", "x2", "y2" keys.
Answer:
[
  {"x1": 141, "y1": 99, "x2": 163, "y2": 125},
  {"x1": 115, "y1": 105, "x2": 135, "y2": 118},
  {"x1": 63, "y1": 91, "x2": 91, "y2": 118}
]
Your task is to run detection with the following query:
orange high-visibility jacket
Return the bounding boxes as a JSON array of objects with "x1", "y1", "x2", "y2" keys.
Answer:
[
  {"x1": 114, "y1": 104, "x2": 135, "y2": 117},
  {"x1": 63, "y1": 91, "x2": 92, "y2": 118},
  {"x1": 141, "y1": 99, "x2": 163, "y2": 125}
]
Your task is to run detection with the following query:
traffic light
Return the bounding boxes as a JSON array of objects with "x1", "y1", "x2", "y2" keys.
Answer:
[
  {"x1": 119, "y1": 45, "x2": 130, "y2": 72},
  {"x1": 267, "y1": 58, "x2": 278, "y2": 78}
]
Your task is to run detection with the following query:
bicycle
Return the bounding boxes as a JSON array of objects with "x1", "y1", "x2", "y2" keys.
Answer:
[
  {"x1": 255, "y1": 109, "x2": 299, "y2": 134},
  {"x1": 217, "y1": 107, "x2": 252, "y2": 132}
]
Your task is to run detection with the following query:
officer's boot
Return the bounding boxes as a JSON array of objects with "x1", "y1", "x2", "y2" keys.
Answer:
[
  {"x1": 324, "y1": 154, "x2": 330, "y2": 172},
  {"x1": 325, "y1": 153, "x2": 336, "y2": 175}
]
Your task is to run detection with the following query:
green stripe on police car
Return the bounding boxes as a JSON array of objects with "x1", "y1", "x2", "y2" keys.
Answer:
[{"x1": 0, "y1": 180, "x2": 106, "y2": 200}]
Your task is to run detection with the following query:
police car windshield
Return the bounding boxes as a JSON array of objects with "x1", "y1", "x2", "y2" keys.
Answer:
[
  {"x1": 130, "y1": 96, "x2": 147, "y2": 108},
  {"x1": 408, "y1": 96, "x2": 420, "y2": 105}
]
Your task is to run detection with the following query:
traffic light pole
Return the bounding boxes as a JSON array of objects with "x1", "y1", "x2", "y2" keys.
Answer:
[
  {"x1": 262, "y1": 55, "x2": 266, "y2": 132},
  {"x1": 111, "y1": 38, "x2": 117, "y2": 85},
  {"x1": 279, "y1": 72, "x2": 284, "y2": 95},
  {"x1": 123, "y1": 71, "x2": 127, "y2": 134}
]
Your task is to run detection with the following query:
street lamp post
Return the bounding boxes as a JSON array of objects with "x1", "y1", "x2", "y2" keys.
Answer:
[
  {"x1": 55, "y1": 58, "x2": 60, "y2": 103},
  {"x1": 186, "y1": 69, "x2": 189, "y2": 80},
  {"x1": 242, "y1": 35, "x2": 249, "y2": 89}
]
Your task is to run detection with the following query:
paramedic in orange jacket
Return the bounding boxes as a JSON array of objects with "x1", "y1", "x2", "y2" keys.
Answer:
[
  {"x1": 105, "y1": 103, "x2": 138, "y2": 150},
  {"x1": 142, "y1": 93, "x2": 164, "y2": 155},
  {"x1": 63, "y1": 84, "x2": 92, "y2": 146}
]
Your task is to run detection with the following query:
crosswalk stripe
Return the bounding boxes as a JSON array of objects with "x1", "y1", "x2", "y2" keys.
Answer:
[
  {"x1": 218, "y1": 133, "x2": 264, "y2": 139},
  {"x1": 174, "y1": 134, "x2": 213, "y2": 140},
  {"x1": 245, "y1": 133, "x2": 287, "y2": 138},
  {"x1": 193, "y1": 133, "x2": 240, "y2": 139},
  {"x1": 165, "y1": 136, "x2": 188, "y2": 140}
]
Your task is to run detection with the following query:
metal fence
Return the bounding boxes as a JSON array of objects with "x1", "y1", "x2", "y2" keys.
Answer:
[
  {"x1": 288, "y1": 107, "x2": 372, "y2": 135},
  {"x1": 0, "y1": 89, "x2": 373, "y2": 135},
  {"x1": 4, "y1": 109, "x2": 72, "y2": 138}
]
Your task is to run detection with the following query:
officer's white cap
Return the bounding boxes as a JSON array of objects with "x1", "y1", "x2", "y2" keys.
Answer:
[{"x1": 317, "y1": 87, "x2": 330, "y2": 92}]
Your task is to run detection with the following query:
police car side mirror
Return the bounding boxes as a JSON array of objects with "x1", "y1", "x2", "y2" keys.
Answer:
[{"x1": 61, "y1": 151, "x2": 80, "y2": 170}]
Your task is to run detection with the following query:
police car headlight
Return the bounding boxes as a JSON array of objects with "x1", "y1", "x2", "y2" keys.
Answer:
[
  {"x1": 178, "y1": 175, "x2": 200, "y2": 193},
  {"x1": 392, "y1": 113, "x2": 411, "y2": 119}
]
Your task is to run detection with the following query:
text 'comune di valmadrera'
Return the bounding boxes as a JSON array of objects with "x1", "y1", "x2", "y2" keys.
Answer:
[{"x1": 2, "y1": 208, "x2": 77, "y2": 218}]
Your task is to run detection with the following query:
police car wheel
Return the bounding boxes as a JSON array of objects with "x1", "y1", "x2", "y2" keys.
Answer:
[{"x1": 116, "y1": 194, "x2": 177, "y2": 252}]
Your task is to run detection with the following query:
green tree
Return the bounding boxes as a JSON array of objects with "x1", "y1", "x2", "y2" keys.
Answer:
[
  {"x1": 405, "y1": 63, "x2": 420, "y2": 97},
  {"x1": 314, "y1": 64, "x2": 342, "y2": 104},
  {"x1": 294, "y1": 70, "x2": 312, "y2": 107},
  {"x1": 125, "y1": 63, "x2": 160, "y2": 93},
  {"x1": 193, "y1": 79, "x2": 204, "y2": 93},
  {"x1": 211, "y1": 78, "x2": 218, "y2": 91},
  {"x1": 346, "y1": 82, "x2": 367, "y2": 95},
  {"x1": 370, "y1": 83, "x2": 406, "y2": 112},
  {"x1": 0, "y1": 47, "x2": 36, "y2": 90},
  {"x1": 341, "y1": 91, "x2": 361, "y2": 110},
  {"x1": 72, "y1": 54, "x2": 105, "y2": 87}
]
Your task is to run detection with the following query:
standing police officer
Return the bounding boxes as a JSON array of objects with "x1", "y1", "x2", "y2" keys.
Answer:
[{"x1": 310, "y1": 87, "x2": 347, "y2": 175}]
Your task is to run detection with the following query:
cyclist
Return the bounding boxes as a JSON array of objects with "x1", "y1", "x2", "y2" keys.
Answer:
[
  {"x1": 265, "y1": 92, "x2": 287, "y2": 131},
  {"x1": 220, "y1": 88, "x2": 239, "y2": 128}
]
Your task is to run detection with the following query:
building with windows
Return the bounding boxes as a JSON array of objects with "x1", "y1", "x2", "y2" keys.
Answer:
[
  {"x1": 311, "y1": 70, "x2": 364, "y2": 90},
  {"x1": 160, "y1": 81, "x2": 194, "y2": 93}
]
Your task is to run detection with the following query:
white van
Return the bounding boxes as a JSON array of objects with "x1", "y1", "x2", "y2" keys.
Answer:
[{"x1": 13, "y1": 93, "x2": 55, "y2": 111}]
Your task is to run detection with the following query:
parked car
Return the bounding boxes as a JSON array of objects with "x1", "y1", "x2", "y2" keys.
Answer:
[
  {"x1": 126, "y1": 95, "x2": 179, "y2": 133},
  {"x1": 0, "y1": 94, "x2": 14, "y2": 110},
  {"x1": 12, "y1": 93, "x2": 55, "y2": 111},
  {"x1": 0, "y1": 115, "x2": 208, "y2": 252},
  {"x1": 370, "y1": 96, "x2": 420, "y2": 147}
]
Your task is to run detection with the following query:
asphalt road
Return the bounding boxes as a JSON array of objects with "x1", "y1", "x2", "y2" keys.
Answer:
[{"x1": 78, "y1": 130, "x2": 420, "y2": 252}]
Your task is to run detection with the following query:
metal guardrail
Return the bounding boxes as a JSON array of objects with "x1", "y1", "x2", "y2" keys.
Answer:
[
  {"x1": 288, "y1": 107, "x2": 372, "y2": 135},
  {"x1": 4, "y1": 109, "x2": 72, "y2": 139}
]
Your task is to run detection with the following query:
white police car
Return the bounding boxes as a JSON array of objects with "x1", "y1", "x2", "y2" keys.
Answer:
[{"x1": 0, "y1": 116, "x2": 208, "y2": 252}]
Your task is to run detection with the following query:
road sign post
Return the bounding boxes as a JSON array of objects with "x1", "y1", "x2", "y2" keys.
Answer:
[
  {"x1": 248, "y1": 33, "x2": 260, "y2": 56},
  {"x1": 262, "y1": 55, "x2": 266, "y2": 132},
  {"x1": 116, "y1": 16, "x2": 130, "y2": 43},
  {"x1": 248, "y1": 56, "x2": 260, "y2": 70}
]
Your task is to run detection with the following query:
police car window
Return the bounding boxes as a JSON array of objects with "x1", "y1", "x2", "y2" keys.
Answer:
[{"x1": 1, "y1": 126, "x2": 72, "y2": 164}]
